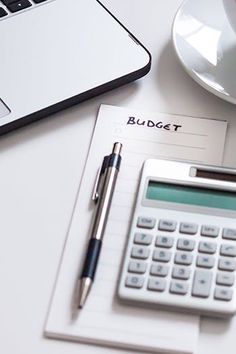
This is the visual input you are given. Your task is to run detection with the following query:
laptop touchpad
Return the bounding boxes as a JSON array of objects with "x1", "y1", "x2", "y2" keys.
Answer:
[{"x1": 0, "y1": 99, "x2": 10, "y2": 119}]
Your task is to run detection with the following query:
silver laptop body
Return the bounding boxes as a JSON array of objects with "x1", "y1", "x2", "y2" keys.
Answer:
[{"x1": 0, "y1": 0, "x2": 151, "y2": 134}]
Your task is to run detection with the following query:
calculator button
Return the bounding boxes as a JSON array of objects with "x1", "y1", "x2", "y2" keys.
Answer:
[
  {"x1": 220, "y1": 244, "x2": 236, "y2": 257},
  {"x1": 170, "y1": 281, "x2": 188, "y2": 295},
  {"x1": 148, "y1": 278, "x2": 166, "y2": 292},
  {"x1": 125, "y1": 275, "x2": 144, "y2": 288},
  {"x1": 177, "y1": 238, "x2": 195, "y2": 251},
  {"x1": 150, "y1": 263, "x2": 169, "y2": 277},
  {"x1": 158, "y1": 219, "x2": 177, "y2": 232},
  {"x1": 134, "y1": 233, "x2": 153, "y2": 245},
  {"x1": 198, "y1": 241, "x2": 217, "y2": 254},
  {"x1": 192, "y1": 270, "x2": 212, "y2": 298},
  {"x1": 174, "y1": 252, "x2": 193, "y2": 265},
  {"x1": 214, "y1": 287, "x2": 233, "y2": 301},
  {"x1": 201, "y1": 225, "x2": 219, "y2": 238},
  {"x1": 153, "y1": 249, "x2": 171, "y2": 262},
  {"x1": 218, "y1": 258, "x2": 236, "y2": 271},
  {"x1": 131, "y1": 246, "x2": 150, "y2": 260},
  {"x1": 172, "y1": 266, "x2": 190, "y2": 280},
  {"x1": 137, "y1": 216, "x2": 156, "y2": 229},
  {"x1": 222, "y1": 228, "x2": 236, "y2": 240},
  {"x1": 128, "y1": 261, "x2": 147, "y2": 274},
  {"x1": 179, "y1": 222, "x2": 198, "y2": 235},
  {"x1": 216, "y1": 272, "x2": 235, "y2": 286},
  {"x1": 196, "y1": 255, "x2": 215, "y2": 268},
  {"x1": 155, "y1": 236, "x2": 174, "y2": 248}
]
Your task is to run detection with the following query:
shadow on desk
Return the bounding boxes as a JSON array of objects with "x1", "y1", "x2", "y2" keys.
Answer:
[{"x1": 200, "y1": 315, "x2": 231, "y2": 335}]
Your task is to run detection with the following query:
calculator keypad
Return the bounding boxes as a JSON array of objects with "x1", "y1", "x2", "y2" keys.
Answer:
[{"x1": 122, "y1": 215, "x2": 236, "y2": 315}]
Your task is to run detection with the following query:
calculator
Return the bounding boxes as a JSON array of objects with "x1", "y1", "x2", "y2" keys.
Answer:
[{"x1": 118, "y1": 159, "x2": 236, "y2": 317}]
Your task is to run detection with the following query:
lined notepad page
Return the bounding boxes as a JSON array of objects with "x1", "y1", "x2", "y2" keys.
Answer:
[{"x1": 45, "y1": 105, "x2": 227, "y2": 354}]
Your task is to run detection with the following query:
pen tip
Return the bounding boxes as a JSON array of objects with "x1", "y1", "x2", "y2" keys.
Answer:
[{"x1": 77, "y1": 278, "x2": 92, "y2": 309}]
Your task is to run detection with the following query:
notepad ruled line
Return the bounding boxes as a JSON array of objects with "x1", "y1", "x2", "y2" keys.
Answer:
[
  {"x1": 124, "y1": 150, "x2": 204, "y2": 164},
  {"x1": 115, "y1": 135, "x2": 206, "y2": 150}
]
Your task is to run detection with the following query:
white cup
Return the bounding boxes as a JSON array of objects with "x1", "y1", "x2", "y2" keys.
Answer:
[{"x1": 223, "y1": 0, "x2": 236, "y2": 34}]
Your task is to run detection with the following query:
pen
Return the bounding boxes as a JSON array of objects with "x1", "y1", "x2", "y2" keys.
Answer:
[{"x1": 77, "y1": 142, "x2": 122, "y2": 309}]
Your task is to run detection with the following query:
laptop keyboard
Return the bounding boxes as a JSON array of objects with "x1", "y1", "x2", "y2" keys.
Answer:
[{"x1": 0, "y1": 0, "x2": 49, "y2": 17}]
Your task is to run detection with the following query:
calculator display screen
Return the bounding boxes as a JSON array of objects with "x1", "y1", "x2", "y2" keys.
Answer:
[{"x1": 146, "y1": 181, "x2": 236, "y2": 210}]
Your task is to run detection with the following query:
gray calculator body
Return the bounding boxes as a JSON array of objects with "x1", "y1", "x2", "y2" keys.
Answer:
[{"x1": 118, "y1": 159, "x2": 236, "y2": 317}]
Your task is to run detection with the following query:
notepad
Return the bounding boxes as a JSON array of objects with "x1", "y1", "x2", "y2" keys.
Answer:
[{"x1": 45, "y1": 105, "x2": 227, "y2": 354}]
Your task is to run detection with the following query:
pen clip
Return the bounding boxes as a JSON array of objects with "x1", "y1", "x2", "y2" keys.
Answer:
[{"x1": 92, "y1": 155, "x2": 109, "y2": 203}]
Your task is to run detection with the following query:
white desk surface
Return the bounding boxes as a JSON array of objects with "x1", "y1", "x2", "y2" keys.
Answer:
[{"x1": 1, "y1": 1, "x2": 236, "y2": 353}]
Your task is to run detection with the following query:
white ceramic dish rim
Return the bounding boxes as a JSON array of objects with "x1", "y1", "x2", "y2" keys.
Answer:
[{"x1": 172, "y1": 0, "x2": 236, "y2": 105}]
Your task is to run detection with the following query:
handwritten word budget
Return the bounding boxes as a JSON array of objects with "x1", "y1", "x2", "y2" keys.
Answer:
[{"x1": 127, "y1": 116, "x2": 182, "y2": 131}]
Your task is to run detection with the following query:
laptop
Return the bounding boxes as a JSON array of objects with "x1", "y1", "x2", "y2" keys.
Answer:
[{"x1": 0, "y1": 0, "x2": 151, "y2": 134}]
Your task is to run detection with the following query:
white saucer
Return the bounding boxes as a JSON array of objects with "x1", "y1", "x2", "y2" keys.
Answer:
[{"x1": 172, "y1": 0, "x2": 236, "y2": 104}]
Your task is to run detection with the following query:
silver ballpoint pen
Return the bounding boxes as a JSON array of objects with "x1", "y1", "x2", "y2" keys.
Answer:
[{"x1": 77, "y1": 142, "x2": 122, "y2": 309}]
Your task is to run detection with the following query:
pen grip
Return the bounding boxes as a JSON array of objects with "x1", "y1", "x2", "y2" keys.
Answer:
[{"x1": 81, "y1": 238, "x2": 102, "y2": 280}]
